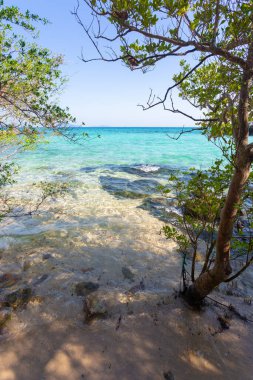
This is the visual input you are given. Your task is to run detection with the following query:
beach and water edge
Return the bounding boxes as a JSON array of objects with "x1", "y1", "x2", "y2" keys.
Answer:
[{"x1": 0, "y1": 127, "x2": 253, "y2": 380}]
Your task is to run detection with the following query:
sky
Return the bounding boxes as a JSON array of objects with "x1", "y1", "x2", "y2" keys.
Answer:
[{"x1": 7, "y1": 0, "x2": 200, "y2": 127}]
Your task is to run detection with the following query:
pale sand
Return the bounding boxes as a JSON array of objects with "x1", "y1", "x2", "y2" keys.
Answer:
[
  {"x1": 1, "y1": 294, "x2": 253, "y2": 380},
  {"x1": 0, "y1": 176, "x2": 253, "y2": 379}
]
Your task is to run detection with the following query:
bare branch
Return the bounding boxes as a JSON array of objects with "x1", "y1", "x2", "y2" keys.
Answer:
[
  {"x1": 139, "y1": 54, "x2": 214, "y2": 111},
  {"x1": 167, "y1": 94, "x2": 219, "y2": 122},
  {"x1": 166, "y1": 127, "x2": 199, "y2": 141}
]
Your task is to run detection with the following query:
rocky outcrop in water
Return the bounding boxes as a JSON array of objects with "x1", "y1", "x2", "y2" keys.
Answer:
[{"x1": 100, "y1": 176, "x2": 160, "y2": 199}]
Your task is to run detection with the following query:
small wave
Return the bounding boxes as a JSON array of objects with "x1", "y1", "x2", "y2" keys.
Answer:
[{"x1": 135, "y1": 165, "x2": 160, "y2": 173}]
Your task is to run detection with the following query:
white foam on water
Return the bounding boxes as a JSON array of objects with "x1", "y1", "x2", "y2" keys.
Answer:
[{"x1": 137, "y1": 165, "x2": 160, "y2": 173}]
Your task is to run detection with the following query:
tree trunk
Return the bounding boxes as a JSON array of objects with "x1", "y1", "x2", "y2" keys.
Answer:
[{"x1": 185, "y1": 63, "x2": 253, "y2": 305}]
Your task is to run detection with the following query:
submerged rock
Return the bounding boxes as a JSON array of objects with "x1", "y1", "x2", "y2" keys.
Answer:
[
  {"x1": 75, "y1": 281, "x2": 99, "y2": 296},
  {"x1": 119, "y1": 164, "x2": 177, "y2": 179},
  {"x1": 99, "y1": 176, "x2": 160, "y2": 199},
  {"x1": 4, "y1": 287, "x2": 32, "y2": 310},
  {"x1": 121, "y1": 165, "x2": 161, "y2": 177},
  {"x1": 139, "y1": 197, "x2": 181, "y2": 223},
  {"x1": 80, "y1": 166, "x2": 98, "y2": 173}
]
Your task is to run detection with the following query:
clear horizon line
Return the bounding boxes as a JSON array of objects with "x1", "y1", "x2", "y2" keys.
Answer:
[{"x1": 71, "y1": 125, "x2": 197, "y2": 128}]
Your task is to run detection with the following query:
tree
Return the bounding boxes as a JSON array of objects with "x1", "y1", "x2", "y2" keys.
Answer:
[
  {"x1": 0, "y1": 2, "x2": 80, "y2": 217},
  {"x1": 161, "y1": 158, "x2": 253, "y2": 296},
  {"x1": 74, "y1": 0, "x2": 253, "y2": 303},
  {"x1": 0, "y1": 3, "x2": 77, "y2": 144}
]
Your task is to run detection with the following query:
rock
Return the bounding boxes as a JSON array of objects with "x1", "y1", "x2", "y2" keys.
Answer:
[
  {"x1": 122, "y1": 267, "x2": 135, "y2": 282},
  {"x1": 4, "y1": 287, "x2": 32, "y2": 310},
  {"x1": 121, "y1": 165, "x2": 175, "y2": 178},
  {"x1": 139, "y1": 197, "x2": 181, "y2": 223},
  {"x1": 42, "y1": 253, "x2": 52, "y2": 260},
  {"x1": 75, "y1": 281, "x2": 99, "y2": 296},
  {"x1": 0, "y1": 309, "x2": 11, "y2": 330},
  {"x1": 83, "y1": 293, "x2": 108, "y2": 323},
  {"x1": 99, "y1": 176, "x2": 160, "y2": 199},
  {"x1": 80, "y1": 166, "x2": 98, "y2": 173},
  {"x1": 0, "y1": 273, "x2": 21, "y2": 288}
]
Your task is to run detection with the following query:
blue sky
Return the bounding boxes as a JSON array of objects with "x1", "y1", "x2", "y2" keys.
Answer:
[{"x1": 8, "y1": 0, "x2": 199, "y2": 127}]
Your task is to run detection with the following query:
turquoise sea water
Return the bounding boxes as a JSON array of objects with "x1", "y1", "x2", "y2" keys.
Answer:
[{"x1": 16, "y1": 127, "x2": 222, "y2": 178}]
